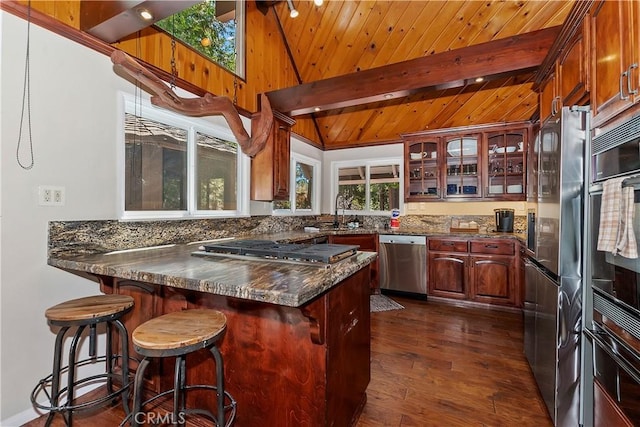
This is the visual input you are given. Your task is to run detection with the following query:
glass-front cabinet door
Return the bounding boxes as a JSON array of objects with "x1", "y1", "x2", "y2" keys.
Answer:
[
  {"x1": 406, "y1": 138, "x2": 440, "y2": 200},
  {"x1": 486, "y1": 130, "x2": 526, "y2": 199},
  {"x1": 444, "y1": 134, "x2": 481, "y2": 198}
]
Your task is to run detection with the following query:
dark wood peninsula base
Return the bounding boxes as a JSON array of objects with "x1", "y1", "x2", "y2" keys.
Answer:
[{"x1": 97, "y1": 265, "x2": 371, "y2": 427}]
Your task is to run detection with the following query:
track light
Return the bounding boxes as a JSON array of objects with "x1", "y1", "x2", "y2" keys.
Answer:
[{"x1": 286, "y1": 0, "x2": 299, "y2": 18}]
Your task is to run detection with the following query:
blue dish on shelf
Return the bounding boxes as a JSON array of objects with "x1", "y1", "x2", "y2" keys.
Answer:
[
  {"x1": 462, "y1": 185, "x2": 477, "y2": 194},
  {"x1": 447, "y1": 184, "x2": 457, "y2": 194},
  {"x1": 427, "y1": 187, "x2": 437, "y2": 194}
]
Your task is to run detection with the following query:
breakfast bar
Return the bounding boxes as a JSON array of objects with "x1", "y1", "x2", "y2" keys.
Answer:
[{"x1": 48, "y1": 243, "x2": 376, "y2": 427}]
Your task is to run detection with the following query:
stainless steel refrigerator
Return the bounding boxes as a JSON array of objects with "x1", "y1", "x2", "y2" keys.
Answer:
[{"x1": 523, "y1": 106, "x2": 588, "y2": 427}]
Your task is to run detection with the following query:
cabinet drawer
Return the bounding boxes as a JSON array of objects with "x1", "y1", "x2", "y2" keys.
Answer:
[
  {"x1": 470, "y1": 240, "x2": 514, "y2": 255},
  {"x1": 428, "y1": 239, "x2": 468, "y2": 252}
]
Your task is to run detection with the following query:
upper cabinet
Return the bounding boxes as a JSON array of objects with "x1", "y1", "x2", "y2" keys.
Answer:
[
  {"x1": 485, "y1": 130, "x2": 527, "y2": 200},
  {"x1": 403, "y1": 124, "x2": 528, "y2": 202},
  {"x1": 250, "y1": 111, "x2": 295, "y2": 201},
  {"x1": 539, "y1": 14, "x2": 590, "y2": 125},
  {"x1": 591, "y1": 0, "x2": 640, "y2": 127}
]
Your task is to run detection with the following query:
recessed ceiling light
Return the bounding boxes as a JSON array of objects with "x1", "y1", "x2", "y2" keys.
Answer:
[
  {"x1": 384, "y1": 94, "x2": 393, "y2": 99},
  {"x1": 314, "y1": 0, "x2": 324, "y2": 6},
  {"x1": 314, "y1": 107, "x2": 321, "y2": 112},
  {"x1": 475, "y1": 77, "x2": 484, "y2": 83},
  {"x1": 138, "y1": 9, "x2": 153, "y2": 21}
]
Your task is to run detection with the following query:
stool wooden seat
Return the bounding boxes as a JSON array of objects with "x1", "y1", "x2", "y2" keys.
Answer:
[
  {"x1": 132, "y1": 309, "x2": 227, "y2": 356},
  {"x1": 32, "y1": 294, "x2": 134, "y2": 427},
  {"x1": 45, "y1": 294, "x2": 134, "y2": 323},
  {"x1": 125, "y1": 309, "x2": 236, "y2": 427}
]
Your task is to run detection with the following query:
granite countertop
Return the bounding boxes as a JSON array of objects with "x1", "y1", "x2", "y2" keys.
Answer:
[
  {"x1": 48, "y1": 243, "x2": 377, "y2": 308},
  {"x1": 266, "y1": 228, "x2": 526, "y2": 243}
]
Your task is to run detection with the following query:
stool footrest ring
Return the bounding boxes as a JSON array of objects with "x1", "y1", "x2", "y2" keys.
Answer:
[
  {"x1": 120, "y1": 384, "x2": 237, "y2": 427},
  {"x1": 30, "y1": 355, "x2": 135, "y2": 413}
]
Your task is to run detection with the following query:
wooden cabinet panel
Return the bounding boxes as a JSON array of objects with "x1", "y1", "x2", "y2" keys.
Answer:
[
  {"x1": 470, "y1": 240, "x2": 515, "y2": 256},
  {"x1": 330, "y1": 234, "x2": 378, "y2": 291},
  {"x1": 470, "y1": 255, "x2": 515, "y2": 305},
  {"x1": 591, "y1": 0, "x2": 640, "y2": 126},
  {"x1": 539, "y1": 72, "x2": 559, "y2": 124},
  {"x1": 559, "y1": 22, "x2": 589, "y2": 106},
  {"x1": 428, "y1": 238, "x2": 467, "y2": 252},
  {"x1": 250, "y1": 112, "x2": 295, "y2": 201},
  {"x1": 427, "y1": 252, "x2": 468, "y2": 299}
]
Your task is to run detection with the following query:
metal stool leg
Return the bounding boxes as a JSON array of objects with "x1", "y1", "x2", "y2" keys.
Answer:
[
  {"x1": 131, "y1": 358, "x2": 150, "y2": 427},
  {"x1": 113, "y1": 318, "x2": 131, "y2": 415},
  {"x1": 210, "y1": 346, "x2": 225, "y2": 427},
  {"x1": 65, "y1": 325, "x2": 86, "y2": 426},
  {"x1": 44, "y1": 326, "x2": 69, "y2": 427},
  {"x1": 173, "y1": 355, "x2": 186, "y2": 426}
]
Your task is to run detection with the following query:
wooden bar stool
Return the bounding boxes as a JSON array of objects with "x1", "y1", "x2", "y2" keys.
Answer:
[
  {"x1": 31, "y1": 294, "x2": 134, "y2": 426},
  {"x1": 125, "y1": 309, "x2": 236, "y2": 427}
]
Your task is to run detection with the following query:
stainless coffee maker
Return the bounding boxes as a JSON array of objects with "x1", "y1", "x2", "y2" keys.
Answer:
[{"x1": 494, "y1": 208, "x2": 515, "y2": 233}]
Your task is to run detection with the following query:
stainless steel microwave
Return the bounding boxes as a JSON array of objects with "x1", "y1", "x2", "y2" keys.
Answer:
[{"x1": 592, "y1": 112, "x2": 640, "y2": 182}]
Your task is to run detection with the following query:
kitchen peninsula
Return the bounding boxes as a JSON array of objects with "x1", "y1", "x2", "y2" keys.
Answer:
[{"x1": 48, "y1": 240, "x2": 376, "y2": 427}]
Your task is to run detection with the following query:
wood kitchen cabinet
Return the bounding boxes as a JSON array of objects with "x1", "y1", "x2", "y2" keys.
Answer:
[
  {"x1": 250, "y1": 111, "x2": 295, "y2": 201},
  {"x1": 427, "y1": 237, "x2": 519, "y2": 307},
  {"x1": 427, "y1": 238, "x2": 469, "y2": 299},
  {"x1": 469, "y1": 240, "x2": 516, "y2": 306},
  {"x1": 485, "y1": 129, "x2": 527, "y2": 199},
  {"x1": 590, "y1": 0, "x2": 640, "y2": 127},
  {"x1": 329, "y1": 233, "x2": 379, "y2": 292},
  {"x1": 536, "y1": 2, "x2": 591, "y2": 125},
  {"x1": 403, "y1": 123, "x2": 528, "y2": 202}
]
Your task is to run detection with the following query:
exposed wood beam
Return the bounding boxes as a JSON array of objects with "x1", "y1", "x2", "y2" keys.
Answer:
[
  {"x1": 266, "y1": 26, "x2": 561, "y2": 117},
  {"x1": 80, "y1": 1, "x2": 200, "y2": 43}
]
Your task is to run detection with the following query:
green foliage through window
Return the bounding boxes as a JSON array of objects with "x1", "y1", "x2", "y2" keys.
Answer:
[{"x1": 155, "y1": 1, "x2": 240, "y2": 75}]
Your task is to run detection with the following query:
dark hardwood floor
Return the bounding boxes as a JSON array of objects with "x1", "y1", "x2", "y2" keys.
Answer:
[{"x1": 24, "y1": 297, "x2": 551, "y2": 427}]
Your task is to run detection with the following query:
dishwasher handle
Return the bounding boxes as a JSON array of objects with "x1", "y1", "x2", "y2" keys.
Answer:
[{"x1": 378, "y1": 235, "x2": 426, "y2": 245}]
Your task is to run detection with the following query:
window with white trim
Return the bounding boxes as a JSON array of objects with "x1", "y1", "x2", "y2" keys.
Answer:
[
  {"x1": 333, "y1": 160, "x2": 402, "y2": 214},
  {"x1": 273, "y1": 153, "x2": 320, "y2": 215},
  {"x1": 120, "y1": 94, "x2": 249, "y2": 219}
]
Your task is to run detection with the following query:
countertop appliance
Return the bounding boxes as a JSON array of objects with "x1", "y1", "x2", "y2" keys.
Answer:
[
  {"x1": 524, "y1": 106, "x2": 588, "y2": 427},
  {"x1": 583, "y1": 111, "x2": 640, "y2": 426},
  {"x1": 494, "y1": 208, "x2": 514, "y2": 232},
  {"x1": 194, "y1": 240, "x2": 359, "y2": 265},
  {"x1": 378, "y1": 235, "x2": 427, "y2": 298}
]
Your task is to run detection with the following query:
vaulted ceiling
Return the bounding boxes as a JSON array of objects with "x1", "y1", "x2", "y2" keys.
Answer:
[{"x1": 266, "y1": 0, "x2": 575, "y2": 148}]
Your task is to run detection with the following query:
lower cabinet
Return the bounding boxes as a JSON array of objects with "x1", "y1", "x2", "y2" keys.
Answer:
[
  {"x1": 329, "y1": 233, "x2": 378, "y2": 292},
  {"x1": 428, "y1": 237, "x2": 518, "y2": 307}
]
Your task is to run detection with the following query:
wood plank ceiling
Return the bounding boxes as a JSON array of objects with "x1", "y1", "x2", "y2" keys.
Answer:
[{"x1": 268, "y1": 0, "x2": 575, "y2": 149}]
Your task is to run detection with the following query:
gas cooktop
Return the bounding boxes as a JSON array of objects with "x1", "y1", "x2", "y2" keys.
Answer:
[{"x1": 192, "y1": 240, "x2": 359, "y2": 265}]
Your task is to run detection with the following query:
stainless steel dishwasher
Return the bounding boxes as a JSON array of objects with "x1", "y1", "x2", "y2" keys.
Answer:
[{"x1": 378, "y1": 235, "x2": 427, "y2": 298}]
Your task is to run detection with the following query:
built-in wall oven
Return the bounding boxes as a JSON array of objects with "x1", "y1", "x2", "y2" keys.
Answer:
[{"x1": 585, "y1": 111, "x2": 640, "y2": 426}]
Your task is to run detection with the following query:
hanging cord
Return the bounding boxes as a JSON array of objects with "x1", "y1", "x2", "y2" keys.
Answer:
[
  {"x1": 170, "y1": 15, "x2": 177, "y2": 89},
  {"x1": 16, "y1": 0, "x2": 35, "y2": 170}
]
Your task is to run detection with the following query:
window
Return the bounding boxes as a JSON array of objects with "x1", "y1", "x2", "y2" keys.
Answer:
[
  {"x1": 155, "y1": 0, "x2": 245, "y2": 78},
  {"x1": 273, "y1": 153, "x2": 320, "y2": 214},
  {"x1": 333, "y1": 160, "x2": 402, "y2": 214},
  {"x1": 120, "y1": 94, "x2": 249, "y2": 219}
]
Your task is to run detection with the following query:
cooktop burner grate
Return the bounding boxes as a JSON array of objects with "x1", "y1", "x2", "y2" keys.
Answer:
[{"x1": 198, "y1": 240, "x2": 359, "y2": 264}]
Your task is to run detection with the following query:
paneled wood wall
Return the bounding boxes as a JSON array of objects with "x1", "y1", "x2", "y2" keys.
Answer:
[{"x1": 20, "y1": 1, "x2": 322, "y2": 146}]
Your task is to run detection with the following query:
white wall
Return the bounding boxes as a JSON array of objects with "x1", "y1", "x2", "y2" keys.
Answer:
[{"x1": 0, "y1": 11, "x2": 146, "y2": 424}]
